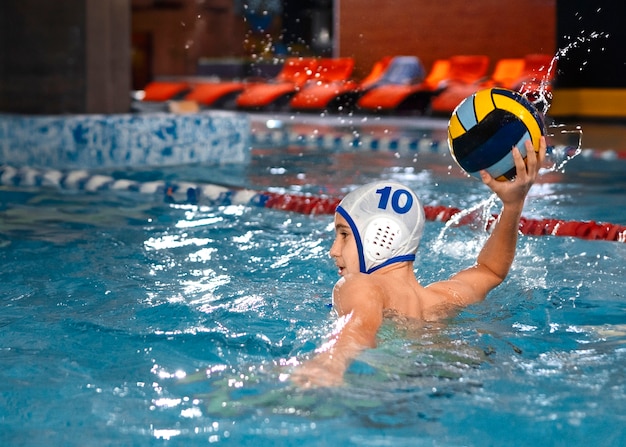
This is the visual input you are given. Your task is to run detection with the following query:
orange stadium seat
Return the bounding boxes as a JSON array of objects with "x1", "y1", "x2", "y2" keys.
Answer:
[
  {"x1": 488, "y1": 58, "x2": 526, "y2": 88},
  {"x1": 356, "y1": 58, "x2": 453, "y2": 112},
  {"x1": 288, "y1": 57, "x2": 390, "y2": 111},
  {"x1": 430, "y1": 58, "x2": 524, "y2": 114},
  {"x1": 183, "y1": 81, "x2": 247, "y2": 108},
  {"x1": 444, "y1": 54, "x2": 490, "y2": 84},
  {"x1": 430, "y1": 54, "x2": 555, "y2": 114},
  {"x1": 235, "y1": 57, "x2": 320, "y2": 110},
  {"x1": 289, "y1": 56, "x2": 425, "y2": 111},
  {"x1": 131, "y1": 80, "x2": 192, "y2": 112},
  {"x1": 418, "y1": 59, "x2": 452, "y2": 91},
  {"x1": 312, "y1": 57, "x2": 355, "y2": 83},
  {"x1": 358, "y1": 55, "x2": 489, "y2": 113},
  {"x1": 141, "y1": 81, "x2": 190, "y2": 102},
  {"x1": 288, "y1": 57, "x2": 357, "y2": 110},
  {"x1": 359, "y1": 56, "x2": 395, "y2": 88}
]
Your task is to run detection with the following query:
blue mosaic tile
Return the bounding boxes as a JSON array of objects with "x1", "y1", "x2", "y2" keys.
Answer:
[{"x1": 0, "y1": 111, "x2": 250, "y2": 169}]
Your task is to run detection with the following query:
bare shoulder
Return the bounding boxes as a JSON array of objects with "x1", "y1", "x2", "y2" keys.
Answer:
[{"x1": 332, "y1": 273, "x2": 385, "y2": 316}]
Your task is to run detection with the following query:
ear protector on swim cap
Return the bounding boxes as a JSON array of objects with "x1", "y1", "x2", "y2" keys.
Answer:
[{"x1": 336, "y1": 181, "x2": 425, "y2": 274}]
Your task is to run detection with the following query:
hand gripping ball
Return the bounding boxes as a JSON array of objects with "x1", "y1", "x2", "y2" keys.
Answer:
[{"x1": 447, "y1": 87, "x2": 545, "y2": 181}]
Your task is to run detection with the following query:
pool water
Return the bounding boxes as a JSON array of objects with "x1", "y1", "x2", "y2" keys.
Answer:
[{"x1": 1, "y1": 116, "x2": 626, "y2": 446}]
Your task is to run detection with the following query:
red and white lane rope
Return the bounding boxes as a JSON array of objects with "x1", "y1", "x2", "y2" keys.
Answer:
[{"x1": 1, "y1": 164, "x2": 624, "y2": 243}]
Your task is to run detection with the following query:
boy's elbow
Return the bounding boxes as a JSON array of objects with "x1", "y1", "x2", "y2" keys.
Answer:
[{"x1": 474, "y1": 265, "x2": 508, "y2": 299}]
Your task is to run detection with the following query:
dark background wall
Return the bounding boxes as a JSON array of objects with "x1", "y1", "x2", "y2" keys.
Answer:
[
  {"x1": 0, "y1": 1, "x2": 88, "y2": 114},
  {"x1": 555, "y1": 0, "x2": 626, "y2": 88},
  {"x1": 0, "y1": 0, "x2": 130, "y2": 115}
]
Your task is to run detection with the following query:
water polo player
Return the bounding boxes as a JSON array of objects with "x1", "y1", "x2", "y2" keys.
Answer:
[{"x1": 292, "y1": 136, "x2": 547, "y2": 388}]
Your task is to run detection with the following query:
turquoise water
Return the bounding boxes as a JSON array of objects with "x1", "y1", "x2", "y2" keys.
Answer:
[{"x1": 1, "y1": 117, "x2": 626, "y2": 446}]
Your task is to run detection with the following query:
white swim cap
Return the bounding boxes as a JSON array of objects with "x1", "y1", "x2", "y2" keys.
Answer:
[{"x1": 336, "y1": 181, "x2": 425, "y2": 274}]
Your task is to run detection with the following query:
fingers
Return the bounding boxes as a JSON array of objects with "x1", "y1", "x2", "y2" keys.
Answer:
[
  {"x1": 513, "y1": 144, "x2": 528, "y2": 179},
  {"x1": 479, "y1": 169, "x2": 493, "y2": 186},
  {"x1": 523, "y1": 136, "x2": 547, "y2": 179},
  {"x1": 537, "y1": 135, "x2": 547, "y2": 165},
  {"x1": 481, "y1": 136, "x2": 547, "y2": 188}
]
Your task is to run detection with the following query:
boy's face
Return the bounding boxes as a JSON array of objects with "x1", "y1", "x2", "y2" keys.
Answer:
[{"x1": 329, "y1": 213, "x2": 361, "y2": 276}]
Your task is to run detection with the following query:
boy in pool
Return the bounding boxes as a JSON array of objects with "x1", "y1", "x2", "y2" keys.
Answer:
[{"x1": 292, "y1": 137, "x2": 546, "y2": 387}]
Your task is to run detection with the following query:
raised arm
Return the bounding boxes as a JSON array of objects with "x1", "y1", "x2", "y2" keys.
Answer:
[{"x1": 424, "y1": 137, "x2": 546, "y2": 311}]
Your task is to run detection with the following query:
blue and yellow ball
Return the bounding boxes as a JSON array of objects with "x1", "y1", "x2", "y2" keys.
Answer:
[{"x1": 447, "y1": 87, "x2": 544, "y2": 181}]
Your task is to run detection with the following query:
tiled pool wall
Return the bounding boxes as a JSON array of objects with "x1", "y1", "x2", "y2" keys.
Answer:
[{"x1": 0, "y1": 111, "x2": 250, "y2": 169}]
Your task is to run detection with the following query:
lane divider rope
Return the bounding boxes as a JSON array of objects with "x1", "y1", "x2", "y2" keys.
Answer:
[
  {"x1": 1, "y1": 164, "x2": 624, "y2": 243},
  {"x1": 251, "y1": 129, "x2": 446, "y2": 153},
  {"x1": 251, "y1": 129, "x2": 626, "y2": 159}
]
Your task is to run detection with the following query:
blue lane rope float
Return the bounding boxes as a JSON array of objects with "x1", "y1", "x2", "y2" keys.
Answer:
[
  {"x1": 250, "y1": 129, "x2": 626, "y2": 159},
  {"x1": 250, "y1": 129, "x2": 446, "y2": 153},
  {"x1": 0, "y1": 164, "x2": 262, "y2": 207},
  {"x1": 0, "y1": 164, "x2": 624, "y2": 243}
]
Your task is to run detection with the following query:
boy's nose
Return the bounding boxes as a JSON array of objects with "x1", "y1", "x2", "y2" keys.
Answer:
[{"x1": 329, "y1": 240, "x2": 339, "y2": 258}]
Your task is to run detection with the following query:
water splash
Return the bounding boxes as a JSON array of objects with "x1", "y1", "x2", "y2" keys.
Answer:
[
  {"x1": 518, "y1": 31, "x2": 608, "y2": 174},
  {"x1": 432, "y1": 122, "x2": 583, "y2": 249},
  {"x1": 518, "y1": 57, "x2": 558, "y2": 116},
  {"x1": 432, "y1": 194, "x2": 499, "y2": 253},
  {"x1": 544, "y1": 124, "x2": 583, "y2": 173},
  {"x1": 522, "y1": 31, "x2": 610, "y2": 116}
]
